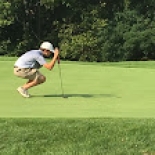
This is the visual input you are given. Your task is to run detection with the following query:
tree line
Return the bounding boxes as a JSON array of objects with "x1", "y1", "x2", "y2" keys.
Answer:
[{"x1": 0, "y1": 0, "x2": 155, "y2": 62}]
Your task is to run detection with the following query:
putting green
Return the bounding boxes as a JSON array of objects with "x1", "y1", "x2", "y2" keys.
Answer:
[{"x1": 1, "y1": 59, "x2": 155, "y2": 118}]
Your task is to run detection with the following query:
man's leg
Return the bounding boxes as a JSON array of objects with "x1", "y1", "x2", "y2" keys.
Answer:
[
  {"x1": 16, "y1": 69, "x2": 46, "y2": 98},
  {"x1": 22, "y1": 75, "x2": 46, "y2": 90}
]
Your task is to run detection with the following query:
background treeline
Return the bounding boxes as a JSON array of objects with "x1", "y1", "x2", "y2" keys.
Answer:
[{"x1": 0, "y1": 0, "x2": 155, "y2": 62}]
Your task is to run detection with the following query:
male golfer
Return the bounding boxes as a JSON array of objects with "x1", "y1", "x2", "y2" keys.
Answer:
[{"x1": 14, "y1": 41, "x2": 59, "y2": 98}]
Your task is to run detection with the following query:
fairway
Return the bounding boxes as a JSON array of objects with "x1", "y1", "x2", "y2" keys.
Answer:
[{"x1": 1, "y1": 58, "x2": 155, "y2": 118}]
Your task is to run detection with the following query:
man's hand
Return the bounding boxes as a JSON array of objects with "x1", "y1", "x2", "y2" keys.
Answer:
[
  {"x1": 44, "y1": 47, "x2": 59, "y2": 70},
  {"x1": 54, "y1": 47, "x2": 60, "y2": 64},
  {"x1": 54, "y1": 47, "x2": 59, "y2": 58}
]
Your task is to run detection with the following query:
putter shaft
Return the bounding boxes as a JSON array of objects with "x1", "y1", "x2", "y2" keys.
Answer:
[{"x1": 57, "y1": 57, "x2": 65, "y2": 97}]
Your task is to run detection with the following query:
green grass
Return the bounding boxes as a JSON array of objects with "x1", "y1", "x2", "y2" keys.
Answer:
[
  {"x1": 0, "y1": 118, "x2": 155, "y2": 155},
  {"x1": 1, "y1": 58, "x2": 155, "y2": 118},
  {"x1": 1, "y1": 58, "x2": 155, "y2": 154}
]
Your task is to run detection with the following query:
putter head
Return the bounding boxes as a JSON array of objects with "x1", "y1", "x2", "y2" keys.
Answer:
[{"x1": 63, "y1": 95, "x2": 68, "y2": 98}]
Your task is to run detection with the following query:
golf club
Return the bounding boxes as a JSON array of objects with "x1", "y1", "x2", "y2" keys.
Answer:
[{"x1": 57, "y1": 56, "x2": 67, "y2": 98}]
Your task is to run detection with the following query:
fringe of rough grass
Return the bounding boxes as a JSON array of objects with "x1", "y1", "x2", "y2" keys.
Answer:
[{"x1": 0, "y1": 118, "x2": 155, "y2": 155}]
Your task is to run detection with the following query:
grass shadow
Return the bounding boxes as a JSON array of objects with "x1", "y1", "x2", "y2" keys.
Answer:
[{"x1": 32, "y1": 93, "x2": 118, "y2": 98}]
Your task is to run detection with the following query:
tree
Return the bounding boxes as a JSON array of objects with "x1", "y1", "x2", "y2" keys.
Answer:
[
  {"x1": 0, "y1": 1, "x2": 14, "y2": 27},
  {"x1": 58, "y1": 0, "x2": 106, "y2": 61},
  {"x1": 0, "y1": 1, "x2": 14, "y2": 55}
]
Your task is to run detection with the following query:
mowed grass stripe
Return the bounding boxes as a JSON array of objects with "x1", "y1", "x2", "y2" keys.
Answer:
[{"x1": 0, "y1": 59, "x2": 155, "y2": 118}]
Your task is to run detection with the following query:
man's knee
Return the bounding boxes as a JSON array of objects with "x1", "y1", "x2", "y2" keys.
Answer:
[{"x1": 38, "y1": 75, "x2": 46, "y2": 83}]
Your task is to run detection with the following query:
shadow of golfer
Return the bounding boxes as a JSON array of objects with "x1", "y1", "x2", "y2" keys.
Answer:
[{"x1": 39, "y1": 93, "x2": 118, "y2": 98}]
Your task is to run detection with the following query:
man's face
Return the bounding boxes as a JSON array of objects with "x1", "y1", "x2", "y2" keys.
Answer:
[{"x1": 43, "y1": 49, "x2": 52, "y2": 57}]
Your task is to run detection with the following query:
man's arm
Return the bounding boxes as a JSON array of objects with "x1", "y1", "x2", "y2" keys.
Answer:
[{"x1": 43, "y1": 48, "x2": 59, "y2": 70}]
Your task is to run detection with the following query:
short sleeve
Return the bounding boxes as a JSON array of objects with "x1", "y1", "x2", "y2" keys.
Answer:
[{"x1": 36, "y1": 55, "x2": 46, "y2": 66}]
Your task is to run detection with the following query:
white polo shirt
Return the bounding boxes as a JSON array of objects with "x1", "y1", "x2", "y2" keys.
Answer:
[{"x1": 14, "y1": 50, "x2": 46, "y2": 69}]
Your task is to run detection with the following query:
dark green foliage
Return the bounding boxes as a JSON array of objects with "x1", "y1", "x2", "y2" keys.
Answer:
[
  {"x1": 58, "y1": 6, "x2": 106, "y2": 61},
  {"x1": 123, "y1": 19, "x2": 155, "y2": 60},
  {"x1": 0, "y1": 0, "x2": 155, "y2": 61},
  {"x1": 99, "y1": 8, "x2": 155, "y2": 61}
]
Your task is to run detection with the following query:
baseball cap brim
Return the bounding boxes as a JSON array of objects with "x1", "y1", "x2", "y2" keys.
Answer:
[{"x1": 51, "y1": 49, "x2": 55, "y2": 53}]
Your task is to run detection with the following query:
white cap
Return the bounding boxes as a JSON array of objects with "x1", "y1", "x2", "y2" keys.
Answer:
[{"x1": 40, "y1": 41, "x2": 54, "y2": 53}]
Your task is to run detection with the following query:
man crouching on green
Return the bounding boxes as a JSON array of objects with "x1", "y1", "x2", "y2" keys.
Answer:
[{"x1": 14, "y1": 41, "x2": 59, "y2": 98}]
